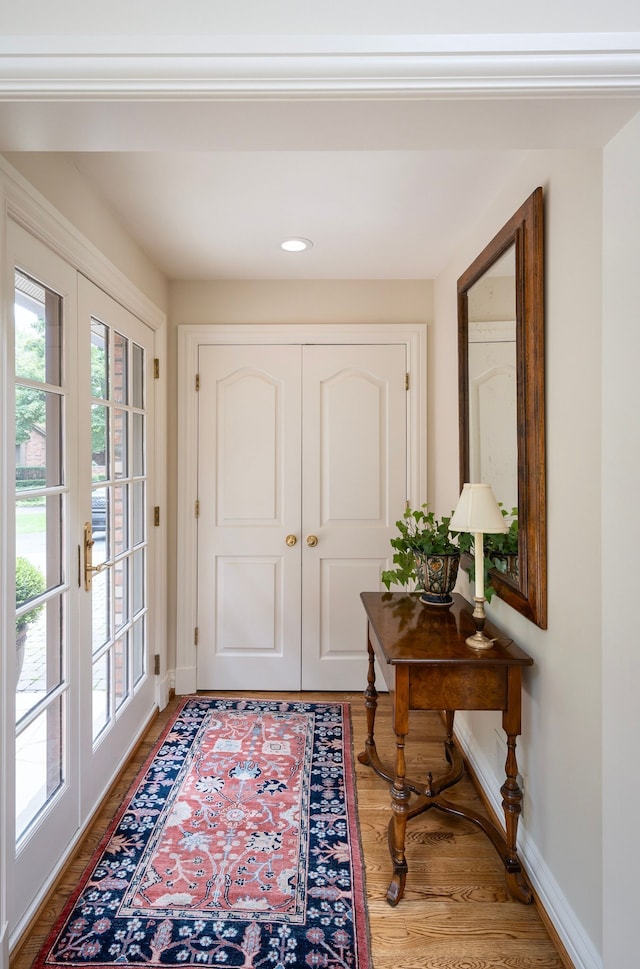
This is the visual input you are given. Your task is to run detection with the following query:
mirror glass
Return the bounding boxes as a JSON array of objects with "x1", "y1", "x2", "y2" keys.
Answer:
[
  {"x1": 458, "y1": 188, "x2": 546, "y2": 628},
  {"x1": 467, "y1": 245, "x2": 517, "y2": 518}
]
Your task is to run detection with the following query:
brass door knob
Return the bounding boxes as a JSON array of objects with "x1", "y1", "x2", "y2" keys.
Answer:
[
  {"x1": 285, "y1": 534, "x2": 297, "y2": 547},
  {"x1": 306, "y1": 535, "x2": 319, "y2": 547}
]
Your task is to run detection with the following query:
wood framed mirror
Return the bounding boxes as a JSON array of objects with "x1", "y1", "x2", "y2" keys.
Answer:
[{"x1": 458, "y1": 187, "x2": 546, "y2": 628}]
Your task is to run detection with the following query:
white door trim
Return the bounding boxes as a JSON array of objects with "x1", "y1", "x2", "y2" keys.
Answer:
[{"x1": 176, "y1": 322, "x2": 427, "y2": 695}]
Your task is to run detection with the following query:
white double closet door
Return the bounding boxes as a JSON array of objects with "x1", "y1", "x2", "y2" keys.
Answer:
[{"x1": 196, "y1": 342, "x2": 408, "y2": 691}]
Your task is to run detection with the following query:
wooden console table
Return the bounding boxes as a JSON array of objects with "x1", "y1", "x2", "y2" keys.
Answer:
[{"x1": 358, "y1": 591, "x2": 534, "y2": 906}]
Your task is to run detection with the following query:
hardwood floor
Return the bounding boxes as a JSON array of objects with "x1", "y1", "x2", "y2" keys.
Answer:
[{"x1": 11, "y1": 691, "x2": 570, "y2": 969}]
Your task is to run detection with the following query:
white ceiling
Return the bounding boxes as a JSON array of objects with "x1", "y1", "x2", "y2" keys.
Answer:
[
  {"x1": 2, "y1": 32, "x2": 640, "y2": 281},
  {"x1": 68, "y1": 148, "x2": 530, "y2": 280},
  {"x1": 61, "y1": 95, "x2": 637, "y2": 280}
]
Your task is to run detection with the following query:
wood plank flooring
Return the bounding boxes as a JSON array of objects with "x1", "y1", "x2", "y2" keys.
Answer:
[{"x1": 11, "y1": 691, "x2": 570, "y2": 969}]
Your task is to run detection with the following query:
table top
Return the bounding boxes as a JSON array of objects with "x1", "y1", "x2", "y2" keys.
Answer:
[{"x1": 361, "y1": 592, "x2": 533, "y2": 667}]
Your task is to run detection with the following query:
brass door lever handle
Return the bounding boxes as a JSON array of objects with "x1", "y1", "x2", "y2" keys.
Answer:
[{"x1": 83, "y1": 521, "x2": 112, "y2": 591}]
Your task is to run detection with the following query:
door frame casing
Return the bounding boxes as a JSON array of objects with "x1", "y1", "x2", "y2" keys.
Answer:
[{"x1": 175, "y1": 322, "x2": 427, "y2": 695}]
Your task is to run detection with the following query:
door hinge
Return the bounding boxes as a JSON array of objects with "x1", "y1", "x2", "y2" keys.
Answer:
[
  {"x1": 154, "y1": 653, "x2": 160, "y2": 675},
  {"x1": 194, "y1": 627, "x2": 199, "y2": 646},
  {"x1": 195, "y1": 373, "x2": 200, "y2": 391},
  {"x1": 154, "y1": 506, "x2": 160, "y2": 527},
  {"x1": 195, "y1": 500, "x2": 200, "y2": 518},
  {"x1": 154, "y1": 358, "x2": 160, "y2": 379},
  {"x1": 405, "y1": 372, "x2": 410, "y2": 391}
]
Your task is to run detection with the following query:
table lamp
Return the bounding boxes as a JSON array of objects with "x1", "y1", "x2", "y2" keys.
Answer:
[{"x1": 449, "y1": 483, "x2": 507, "y2": 650}]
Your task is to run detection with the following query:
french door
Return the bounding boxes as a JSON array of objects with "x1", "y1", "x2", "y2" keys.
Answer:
[
  {"x1": 5, "y1": 223, "x2": 156, "y2": 935},
  {"x1": 77, "y1": 277, "x2": 156, "y2": 816},
  {"x1": 9, "y1": 226, "x2": 80, "y2": 931},
  {"x1": 195, "y1": 342, "x2": 407, "y2": 692}
]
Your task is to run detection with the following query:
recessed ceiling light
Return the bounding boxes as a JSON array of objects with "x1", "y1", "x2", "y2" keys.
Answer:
[{"x1": 281, "y1": 237, "x2": 313, "y2": 252}]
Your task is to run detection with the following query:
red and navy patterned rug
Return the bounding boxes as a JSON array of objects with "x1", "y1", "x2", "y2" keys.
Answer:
[{"x1": 34, "y1": 697, "x2": 370, "y2": 969}]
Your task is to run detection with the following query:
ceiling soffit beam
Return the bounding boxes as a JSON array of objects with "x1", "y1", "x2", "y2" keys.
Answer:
[{"x1": 2, "y1": 33, "x2": 640, "y2": 98}]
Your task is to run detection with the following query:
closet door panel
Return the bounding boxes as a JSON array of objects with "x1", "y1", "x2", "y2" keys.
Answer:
[
  {"x1": 301, "y1": 344, "x2": 407, "y2": 690},
  {"x1": 196, "y1": 345, "x2": 302, "y2": 690}
]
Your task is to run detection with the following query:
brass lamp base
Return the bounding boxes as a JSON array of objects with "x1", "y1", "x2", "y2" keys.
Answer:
[{"x1": 465, "y1": 596, "x2": 496, "y2": 651}]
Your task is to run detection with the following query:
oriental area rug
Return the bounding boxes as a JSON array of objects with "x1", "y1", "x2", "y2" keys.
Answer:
[{"x1": 34, "y1": 697, "x2": 370, "y2": 969}]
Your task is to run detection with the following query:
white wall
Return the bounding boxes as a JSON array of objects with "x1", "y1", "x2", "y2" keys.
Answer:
[
  {"x1": 435, "y1": 150, "x2": 604, "y2": 967},
  {"x1": 169, "y1": 280, "x2": 431, "y2": 327},
  {"x1": 2, "y1": 1, "x2": 640, "y2": 35},
  {"x1": 3, "y1": 153, "x2": 168, "y2": 314},
  {"x1": 4, "y1": 130, "x2": 634, "y2": 964},
  {"x1": 601, "y1": 111, "x2": 640, "y2": 969}
]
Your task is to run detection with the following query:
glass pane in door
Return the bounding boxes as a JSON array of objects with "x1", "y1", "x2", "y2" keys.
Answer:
[
  {"x1": 14, "y1": 270, "x2": 68, "y2": 843},
  {"x1": 90, "y1": 325, "x2": 148, "y2": 743},
  {"x1": 15, "y1": 695, "x2": 64, "y2": 841}
]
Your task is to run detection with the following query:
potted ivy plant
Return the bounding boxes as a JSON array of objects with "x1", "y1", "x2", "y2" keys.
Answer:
[
  {"x1": 381, "y1": 505, "x2": 473, "y2": 606},
  {"x1": 15, "y1": 555, "x2": 45, "y2": 683}
]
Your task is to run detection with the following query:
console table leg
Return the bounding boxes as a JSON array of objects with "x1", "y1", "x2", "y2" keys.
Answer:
[
  {"x1": 501, "y1": 732, "x2": 533, "y2": 904},
  {"x1": 357, "y1": 639, "x2": 378, "y2": 767},
  {"x1": 444, "y1": 709, "x2": 455, "y2": 765},
  {"x1": 387, "y1": 731, "x2": 411, "y2": 906}
]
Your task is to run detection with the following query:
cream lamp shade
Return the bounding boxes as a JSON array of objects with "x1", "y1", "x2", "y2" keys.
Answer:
[
  {"x1": 449, "y1": 483, "x2": 507, "y2": 535},
  {"x1": 450, "y1": 482, "x2": 507, "y2": 650}
]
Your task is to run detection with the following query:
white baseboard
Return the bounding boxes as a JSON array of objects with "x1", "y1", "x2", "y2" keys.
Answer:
[
  {"x1": 454, "y1": 718, "x2": 602, "y2": 969},
  {"x1": 174, "y1": 666, "x2": 196, "y2": 696},
  {"x1": 155, "y1": 672, "x2": 171, "y2": 710}
]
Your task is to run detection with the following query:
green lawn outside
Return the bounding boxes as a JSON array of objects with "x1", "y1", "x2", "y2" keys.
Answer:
[{"x1": 16, "y1": 507, "x2": 46, "y2": 535}]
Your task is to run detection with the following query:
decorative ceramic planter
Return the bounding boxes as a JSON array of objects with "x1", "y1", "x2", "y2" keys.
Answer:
[{"x1": 414, "y1": 551, "x2": 460, "y2": 607}]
